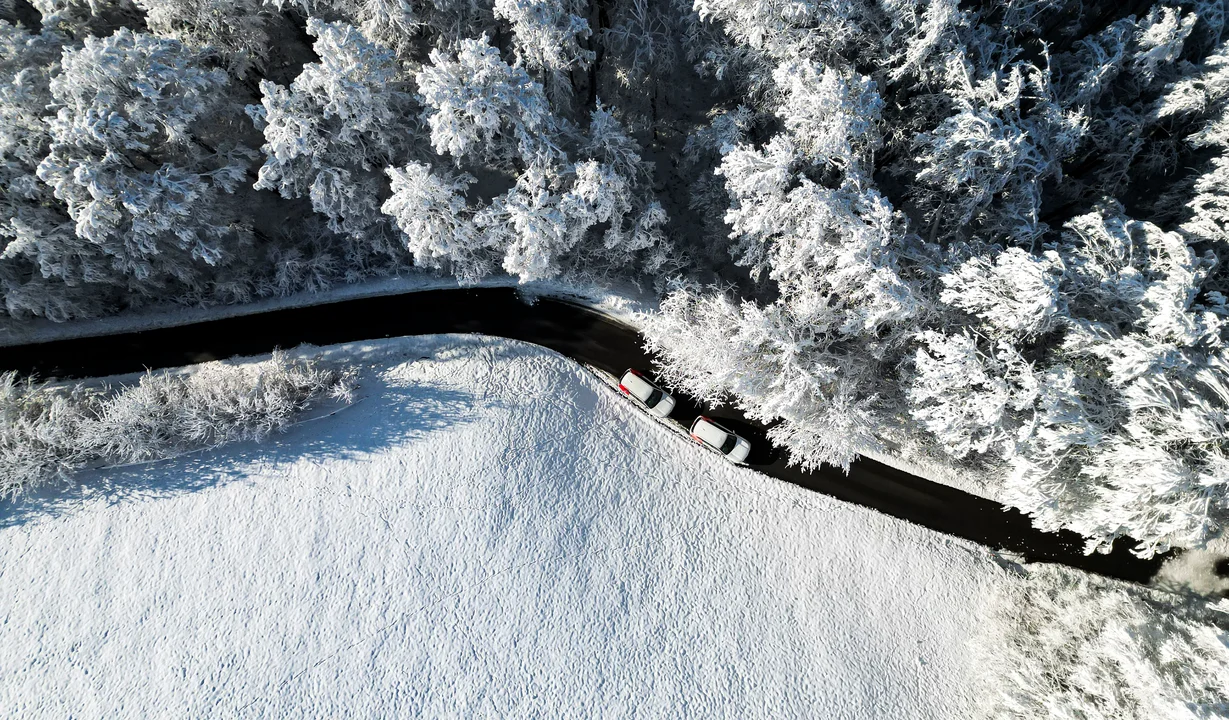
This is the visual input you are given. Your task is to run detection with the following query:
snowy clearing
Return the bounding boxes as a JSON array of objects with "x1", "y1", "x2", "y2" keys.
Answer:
[{"x1": 0, "y1": 335, "x2": 1001, "y2": 718}]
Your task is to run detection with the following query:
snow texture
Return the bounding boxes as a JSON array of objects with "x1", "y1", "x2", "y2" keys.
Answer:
[{"x1": 0, "y1": 335, "x2": 998, "y2": 718}]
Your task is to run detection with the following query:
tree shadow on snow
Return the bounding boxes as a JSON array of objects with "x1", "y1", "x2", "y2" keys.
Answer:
[{"x1": 0, "y1": 371, "x2": 481, "y2": 529}]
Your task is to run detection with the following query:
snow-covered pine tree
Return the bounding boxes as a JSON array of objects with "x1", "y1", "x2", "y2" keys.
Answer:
[
  {"x1": 415, "y1": 35, "x2": 562, "y2": 168},
  {"x1": 382, "y1": 161, "x2": 491, "y2": 282},
  {"x1": 134, "y1": 0, "x2": 273, "y2": 76},
  {"x1": 35, "y1": 28, "x2": 255, "y2": 300},
  {"x1": 413, "y1": 36, "x2": 668, "y2": 284},
  {"x1": 494, "y1": 0, "x2": 593, "y2": 78},
  {"x1": 646, "y1": 51, "x2": 920, "y2": 471},
  {"x1": 248, "y1": 18, "x2": 415, "y2": 246},
  {"x1": 0, "y1": 20, "x2": 108, "y2": 321},
  {"x1": 1005, "y1": 207, "x2": 1228, "y2": 556}
]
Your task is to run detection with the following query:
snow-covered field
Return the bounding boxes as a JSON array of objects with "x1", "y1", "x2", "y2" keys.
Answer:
[{"x1": 0, "y1": 335, "x2": 1007, "y2": 717}]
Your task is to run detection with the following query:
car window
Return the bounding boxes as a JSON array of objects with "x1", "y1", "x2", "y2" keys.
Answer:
[
  {"x1": 720, "y1": 434, "x2": 738, "y2": 454},
  {"x1": 646, "y1": 388, "x2": 663, "y2": 407}
]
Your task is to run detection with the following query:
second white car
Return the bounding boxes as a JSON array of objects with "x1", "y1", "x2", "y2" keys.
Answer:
[{"x1": 689, "y1": 416, "x2": 752, "y2": 464}]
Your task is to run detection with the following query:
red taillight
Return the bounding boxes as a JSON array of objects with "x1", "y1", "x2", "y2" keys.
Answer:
[
  {"x1": 618, "y1": 384, "x2": 629, "y2": 394},
  {"x1": 690, "y1": 434, "x2": 701, "y2": 442},
  {"x1": 628, "y1": 368, "x2": 643, "y2": 377}
]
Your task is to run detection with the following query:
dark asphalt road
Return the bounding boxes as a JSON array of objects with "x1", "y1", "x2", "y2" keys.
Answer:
[{"x1": 0, "y1": 287, "x2": 1171, "y2": 583}]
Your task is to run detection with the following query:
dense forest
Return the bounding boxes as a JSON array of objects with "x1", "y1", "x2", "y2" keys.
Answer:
[{"x1": 2, "y1": 0, "x2": 1228, "y2": 557}]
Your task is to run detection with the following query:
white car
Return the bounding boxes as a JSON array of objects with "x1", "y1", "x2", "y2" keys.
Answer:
[
  {"x1": 618, "y1": 368, "x2": 676, "y2": 418},
  {"x1": 689, "y1": 416, "x2": 752, "y2": 464}
]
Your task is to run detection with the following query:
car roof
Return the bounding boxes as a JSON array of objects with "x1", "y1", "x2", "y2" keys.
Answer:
[
  {"x1": 692, "y1": 417, "x2": 730, "y2": 447},
  {"x1": 620, "y1": 371, "x2": 655, "y2": 400}
]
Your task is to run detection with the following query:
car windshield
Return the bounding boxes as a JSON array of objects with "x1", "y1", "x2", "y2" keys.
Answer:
[
  {"x1": 645, "y1": 388, "x2": 663, "y2": 407},
  {"x1": 720, "y1": 434, "x2": 738, "y2": 454}
]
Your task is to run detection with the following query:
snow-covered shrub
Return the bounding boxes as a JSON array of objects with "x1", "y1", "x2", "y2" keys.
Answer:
[
  {"x1": 0, "y1": 371, "x2": 91, "y2": 495},
  {"x1": 973, "y1": 564, "x2": 1229, "y2": 720},
  {"x1": 0, "y1": 352, "x2": 356, "y2": 497},
  {"x1": 257, "y1": 223, "x2": 341, "y2": 297}
]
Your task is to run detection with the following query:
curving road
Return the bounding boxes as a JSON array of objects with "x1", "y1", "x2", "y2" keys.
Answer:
[{"x1": 0, "y1": 287, "x2": 1172, "y2": 584}]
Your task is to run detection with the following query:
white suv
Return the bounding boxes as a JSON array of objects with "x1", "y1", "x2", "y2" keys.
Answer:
[
  {"x1": 618, "y1": 369, "x2": 676, "y2": 418},
  {"x1": 689, "y1": 416, "x2": 751, "y2": 464}
]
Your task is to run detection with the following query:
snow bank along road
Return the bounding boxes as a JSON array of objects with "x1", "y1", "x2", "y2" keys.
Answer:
[{"x1": 0, "y1": 287, "x2": 1169, "y2": 583}]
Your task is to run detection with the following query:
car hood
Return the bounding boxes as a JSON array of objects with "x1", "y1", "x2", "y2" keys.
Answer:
[{"x1": 728, "y1": 437, "x2": 751, "y2": 464}]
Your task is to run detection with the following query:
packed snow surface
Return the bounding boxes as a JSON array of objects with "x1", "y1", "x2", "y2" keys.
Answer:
[{"x1": 0, "y1": 335, "x2": 1002, "y2": 718}]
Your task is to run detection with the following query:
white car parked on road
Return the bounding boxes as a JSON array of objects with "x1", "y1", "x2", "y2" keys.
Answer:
[
  {"x1": 618, "y1": 368, "x2": 676, "y2": 418},
  {"x1": 689, "y1": 416, "x2": 752, "y2": 464}
]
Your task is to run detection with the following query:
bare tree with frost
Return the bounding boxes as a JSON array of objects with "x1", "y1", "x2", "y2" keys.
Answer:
[
  {"x1": 30, "y1": 0, "x2": 142, "y2": 37},
  {"x1": 599, "y1": 0, "x2": 680, "y2": 86}
]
